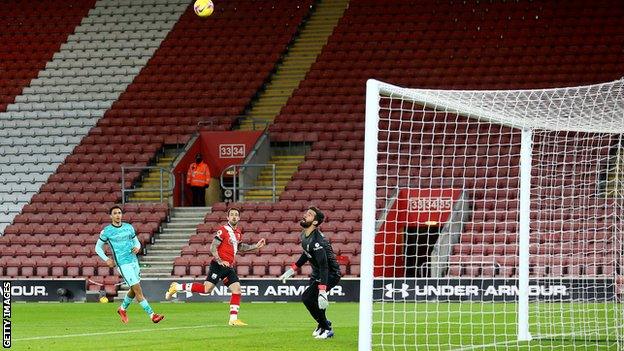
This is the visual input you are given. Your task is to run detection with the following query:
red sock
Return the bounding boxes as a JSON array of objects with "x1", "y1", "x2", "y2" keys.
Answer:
[
  {"x1": 230, "y1": 293, "x2": 241, "y2": 317},
  {"x1": 182, "y1": 283, "x2": 205, "y2": 293}
]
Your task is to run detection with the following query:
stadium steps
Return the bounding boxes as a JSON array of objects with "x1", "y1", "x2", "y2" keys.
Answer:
[
  {"x1": 127, "y1": 147, "x2": 181, "y2": 202},
  {"x1": 237, "y1": 0, "x2": 349, "y2": 130},
  {"x1": 244, "y1": 155, "x2": 305, "y2": 201},
  {"x1": 116, "y1": 207, "x2": 210, "y2": 300},
  {"x1": 140, "y1": 207, "x2": 210, "y2": 277}
]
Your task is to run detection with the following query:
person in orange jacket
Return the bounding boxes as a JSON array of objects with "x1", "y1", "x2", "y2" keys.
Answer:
[{"x1": 187, "y1": 153, "x2": 210, "y2": 206}]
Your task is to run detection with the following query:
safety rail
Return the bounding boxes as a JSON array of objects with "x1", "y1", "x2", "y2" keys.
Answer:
[
  {"x1": 241, "y1": 118, "x2": 271, "y2": 130},
  {"x1": 220, "y1": 163, "x2": 276, "y2": 202},
  {"x1": 121, "y1": 166, "x2": 175, "y2": 204}
]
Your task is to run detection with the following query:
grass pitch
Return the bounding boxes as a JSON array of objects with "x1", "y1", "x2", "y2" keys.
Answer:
[
  {"x1": 10, "y1": 302, "x2": 358, "y2": 351},
  {"x1": 9, "y1": 302, "x2": 622, "y2": 350},
  {"x1": 372, "y1": 302, "x2": 621, "y2": 351}
]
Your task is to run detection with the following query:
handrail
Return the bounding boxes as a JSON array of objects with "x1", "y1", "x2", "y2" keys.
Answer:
[
  {"x1": 243, "y1": 127, "x2": 270, "y2": 164},
  {"x1": 197, "y1": 115, "x2": 249, "y2": 128},
  {"x1": 220, "y1": 163, "x2": 276, "y2": 202},
  {"x1": 244, "y1": 118, "x2": 271, "y2": 130},
  {"x1": 375, "y1": 187, "x2": 400, "y2": 231},
  {"x1": 121, "y1": 166, "x2": 175, "y2": 204}
]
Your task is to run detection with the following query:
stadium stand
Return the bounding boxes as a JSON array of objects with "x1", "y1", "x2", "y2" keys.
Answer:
[
  {"x1": 264, "y1": 0, "x2": 624, "y2": 278},
  {"x1": 0, "y1": 0, "x2": 187, "y2": 232},
  {"x1": 0, "y1": 0, "x2": 97, "y2": 231},
  {"x1": 0, "y1": 1, "x2": 306, "y2": 291},
  {"x1": 0, "y1": 0, "x2": 313, "y2": 295}
]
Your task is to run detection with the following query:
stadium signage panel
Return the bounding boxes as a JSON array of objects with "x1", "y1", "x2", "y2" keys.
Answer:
[
  {"x1": 142, "y1": 278, "x2": 613, "y2": 302},
  {"x1": 219, "y1": 144, "x2": 245, "y2": 158},
  {"x1": 141, "y1": 279, "x2": 361, "y2": 302},
  {"x1": 0, "y1": 280, "x2": 86, "y2": 302},
  {"x1": 374, "y1": 278, "x2": 615, "y2": 302},
  {"x1": 10, "y1": 285, "x2": 47, "y2": 297},
  {"x1": 408, "y1": 197, "x2": 453, "y2": 212}
]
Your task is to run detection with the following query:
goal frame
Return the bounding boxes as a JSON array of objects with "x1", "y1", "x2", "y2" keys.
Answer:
[{"x1": 358, "y1": 78, "x2": 624, "y2": 350}]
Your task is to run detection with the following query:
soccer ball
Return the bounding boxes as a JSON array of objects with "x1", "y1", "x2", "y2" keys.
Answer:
[
  {"x1": 194, "y1": 0, "x2": 214, "y2": 17},
  {"x1": 99, "y1": 296, "x2": 109, "y2": 303}
]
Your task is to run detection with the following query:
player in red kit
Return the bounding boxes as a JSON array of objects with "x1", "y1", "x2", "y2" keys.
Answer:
[{"x1": 165, "y1": 207, "x2": 265, "y2": 326}]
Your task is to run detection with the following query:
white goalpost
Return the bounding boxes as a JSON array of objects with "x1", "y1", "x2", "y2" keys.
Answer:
[{"x1": 359, "y1": 78, "x2": 624, "y2": 350}]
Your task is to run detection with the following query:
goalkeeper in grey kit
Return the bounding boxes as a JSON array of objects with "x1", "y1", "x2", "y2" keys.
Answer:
[{"x1": 280, "y1": 206, "x2": 341, "y2": 339}]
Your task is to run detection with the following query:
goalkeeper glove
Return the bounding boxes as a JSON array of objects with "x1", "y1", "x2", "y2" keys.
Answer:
[
  {"x1": 318, "y1": 284, "x2": 329, "y2": 310},
  {"x1": 279, "y1": 264, "x2": 297, "y2": 283}
]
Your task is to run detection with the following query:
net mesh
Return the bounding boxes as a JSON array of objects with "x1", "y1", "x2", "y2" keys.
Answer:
[{"x1": 365, "y1": 79, "x2": 624, "y2": 350}]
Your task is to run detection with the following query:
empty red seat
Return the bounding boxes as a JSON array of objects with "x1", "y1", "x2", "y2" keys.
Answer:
[
  {"x1": 21, "y1": 258, "x2": 37, "y2": 277},
  {"x1": 301, "y1": 265, "x2": 313, "y2": 276},
  {"x1": 66, "y1": 260, "x2": 81, "y2": 277},
  {"x1": 267, "y1": 256, "x2": 286, "y2": 276},
  {"x1": 35, "y1": 257, "x2": 53, "y2": 277},
  {"x1": 196, "y1": 244, "x2": 212, "y2": 256},
  {"x1": 497, "y1": 266, "x2": 515, "y2": 277},
  {"x1": 250, "y1": 256, "x2": 269, "y2": 277},
  {"x1": 87, "y1": 276, "x2": 104, "y2": 292},
  {"x1": 50, "y1": 258, "x2": 67, "y2": 277},
  {"x1": 80, "y1": 257, "x2": 98, "y2": 277},
  {"x1": 235, "y1": 255, "x2": 252, "y2": 277},
  {"x1": 188, "y1": 257, "x2": 205, "y2": 277},
  {"x1": 274, "y1": 243, "x2": 299, "y2": 255},
  {"x1": 180, "y1": 245, "x2": 197, "y2": 257},
  {"x1": 173, "y1": 257, "x2": 190, "y2": 276},
  {"x1": 4, "y1": 258, "x2": 21, "y2": 277}
]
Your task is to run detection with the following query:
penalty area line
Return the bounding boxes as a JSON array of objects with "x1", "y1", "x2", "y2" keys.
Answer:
[
  {"x1": 13, "y1": 324, "x2": 221, "y2": 341},
  {"x1": 449, "y1": 326, "x2": 618, "y2": 351},
  {"x1": 449, "y1": 338, "x2": 522, "y2": 351}
]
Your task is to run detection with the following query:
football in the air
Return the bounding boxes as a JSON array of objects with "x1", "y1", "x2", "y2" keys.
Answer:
[{"x1": 194, "y1": 0, "x2": 214, "y2": 17}]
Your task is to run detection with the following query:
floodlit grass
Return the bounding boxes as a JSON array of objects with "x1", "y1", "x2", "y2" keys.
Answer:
[
  {"x1": 10, "y1": 302, "x2": 358, "y2": 351},
  {"x1": 372, "y1": 302, "x2": 621, "y2": 350},
  {"x1": 8, "y1": 302, "x2": 621, "y2": 350}
]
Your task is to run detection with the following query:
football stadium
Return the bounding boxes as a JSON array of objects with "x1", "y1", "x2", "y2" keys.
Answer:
[{"x1": 1, "y1": 0, "x2": 624, "y2": 350}]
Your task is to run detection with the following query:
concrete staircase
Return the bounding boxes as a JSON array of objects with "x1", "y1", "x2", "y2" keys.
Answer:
[
  {"x1": 128, "y1": 147, "x2": 180, "y2": 202},
  {"x1": 244, "y1": 155, "x2": 304, "y2": 201},
  {"x1": 115, "y1": 207, "x2": 210, "y2": 300},
  {"x1": 238, "y1": 0, "x2": 349, "y2": 130}
]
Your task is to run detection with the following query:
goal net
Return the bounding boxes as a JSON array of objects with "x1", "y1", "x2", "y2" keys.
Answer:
[{"x1": 359, "y1": 79, "x2": 624, "y2": 350}]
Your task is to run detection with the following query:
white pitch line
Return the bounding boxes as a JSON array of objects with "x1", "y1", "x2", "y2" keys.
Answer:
[
  {"x1": 449, "y1": 338, "x2": 520, "y2": 351},
  {"x1": 449, "y1": 326, "x2": 621, "y2": 351},
  {"x1": 13, "y1": 324, "x2": 221, "y2": 341}
]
